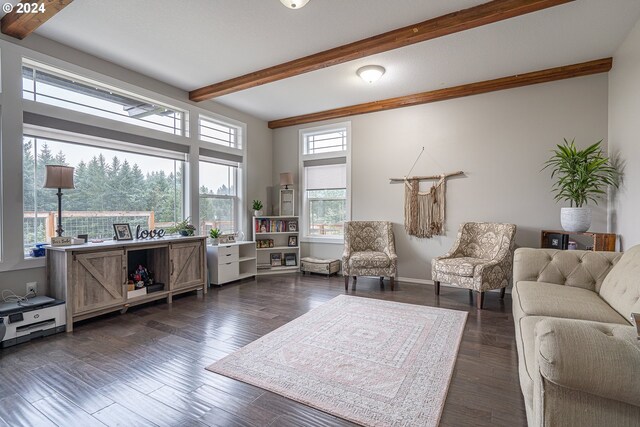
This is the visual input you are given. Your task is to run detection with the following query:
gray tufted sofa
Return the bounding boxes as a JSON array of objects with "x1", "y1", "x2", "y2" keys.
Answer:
[{"x1": 512, "y1": 246, "x2": 640, "y2": 427}]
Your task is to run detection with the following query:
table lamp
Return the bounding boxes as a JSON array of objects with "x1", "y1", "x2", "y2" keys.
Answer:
[
  {"x1": 43, "y1": 165, "x2": 75, "y2": 237},
  {"x1": 280, "y1": 172, "x2": 294, "y2": 189}
]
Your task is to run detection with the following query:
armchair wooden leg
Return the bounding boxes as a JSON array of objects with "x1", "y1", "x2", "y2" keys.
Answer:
[
  {"x1": 500, "y1": 287, "x2": 506, "y2": 299},
  {"x1": 390, "y1": 277, "x2": 395, "y2": 291},
  {"x1": 477, "y1": 291, "x2": 485, "y2": 309},
  {"x1": 344, "y1": 276, "x2": 349, "y2": 291},
  {"x1": 434, "y1": 281, "x2": 440, "y2": 296}
]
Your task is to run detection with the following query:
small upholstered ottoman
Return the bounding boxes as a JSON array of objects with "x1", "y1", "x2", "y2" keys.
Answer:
[{"x1": 300, "y1": 257, "x2": 341, "y2": 277}]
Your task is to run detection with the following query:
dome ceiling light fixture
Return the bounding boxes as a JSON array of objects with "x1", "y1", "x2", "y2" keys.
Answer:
[
  {"x1": 280, "y1": 0, "x2": 310, "y2": 9},
  {"x1": 357, "y1": 65, "x2": 386, "y2": 83}
]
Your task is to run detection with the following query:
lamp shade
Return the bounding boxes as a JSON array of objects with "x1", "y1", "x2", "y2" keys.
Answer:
[
  {"x1": 280, "y1": 172, "x2": 294, "y2": 187},
  {"x1": 43, "y1": 165, "x2": 75, "y2": 189}
]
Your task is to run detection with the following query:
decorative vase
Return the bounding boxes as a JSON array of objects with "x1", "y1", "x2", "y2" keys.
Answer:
[
  {"x1": 254, "y1": 210, "x2": 263, "y2": 217},
  {"x1": 211, "y1": 238, "x2": 219, "y2": 246},
  {"x1": 560, "y1": 207, "x2": 592, "y2": 232}
]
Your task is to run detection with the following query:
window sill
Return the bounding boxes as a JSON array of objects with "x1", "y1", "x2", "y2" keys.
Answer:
[
  {"x1": 301, "y1": 237, "x2": 344, "y2": 245},
  {"x1": 0, "y1": 256, "x2": 45, "y2": 272}
]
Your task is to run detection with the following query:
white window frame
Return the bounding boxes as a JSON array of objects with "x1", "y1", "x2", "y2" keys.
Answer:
[
  {"x1": 22, "y1": 59, "x2": 188, "y2": 137},
  {"x1": 197, "y1": 112, "x2": 247, "y2": 238},
  {"x1": 199, "y1": 114, "x2": 242, "y2": 149},
  {"x1": 299, "y1": 122, "x2": 351, "y2": 244},
  {"x1": 198, "y1": 157, "x2": 241, "y2": 236}
]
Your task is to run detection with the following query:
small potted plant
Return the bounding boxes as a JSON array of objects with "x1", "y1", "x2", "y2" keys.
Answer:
[
  {"x1": 209, "y1": 228, "x2": 221, "y2": 245},
  {"x1": 543, "y1": 139, "x2": 619, "y2": 232},
  {"x1": 167, "y1": 217, "x2": 196, "y2": 236},
  {"x1": 252, "y1": 200, "x2": 264, "y2": 217}
]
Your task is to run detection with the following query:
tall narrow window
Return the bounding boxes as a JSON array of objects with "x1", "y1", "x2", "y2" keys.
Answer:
[
  {"x1": 300, "y1": 123, "x2": 350, "y2": 241},
  {"x1": 199, "y1": 160, "x2": 239, "y2": 235}
]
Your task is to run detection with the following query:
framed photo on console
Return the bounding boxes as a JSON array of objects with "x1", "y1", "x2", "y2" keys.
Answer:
[{"x1": 113, "y1": 223, "x2": 133, "y2": 241}]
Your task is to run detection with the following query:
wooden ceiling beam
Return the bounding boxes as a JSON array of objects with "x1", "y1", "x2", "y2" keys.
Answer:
[
  {"x1": 189, "y1": 0, "x2": 574, "y2": 101},
  {"x1": 1, "y1": 0, "x2": 73, "y2": 40},
  {"x1": 267, "y1": 58, "x2": 612, "y2": 129}
]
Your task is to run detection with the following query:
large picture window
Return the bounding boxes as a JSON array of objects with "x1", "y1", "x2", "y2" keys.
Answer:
[
  {"x1": 23, "y1": 136, "x2": 184, "y2": 255},
  {"x1": 199, "y1": 160, "x2": 238, "y2": 235}
]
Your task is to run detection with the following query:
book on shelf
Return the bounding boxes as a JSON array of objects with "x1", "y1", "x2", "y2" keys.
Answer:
[
  {"x1": 257, "y1": 263, "x2": 272, "y2": 270},
  {"x1": 255, "y1": 218, "x2": 298, "y2": 233}
]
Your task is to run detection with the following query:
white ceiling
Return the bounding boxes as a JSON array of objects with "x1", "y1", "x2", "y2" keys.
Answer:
[{"x1": 26, "y1": 0, "x2": 640, "y2": 121}]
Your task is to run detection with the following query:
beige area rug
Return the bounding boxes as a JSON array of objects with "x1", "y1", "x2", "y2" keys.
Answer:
[{"x1": 206, "y1": 295, "x2": 467, "y2": 426}]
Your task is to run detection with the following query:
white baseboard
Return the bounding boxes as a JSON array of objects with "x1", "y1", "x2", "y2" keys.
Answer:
[{"x1": 395, "y1": 276, "x2": 512, "y2": 294}]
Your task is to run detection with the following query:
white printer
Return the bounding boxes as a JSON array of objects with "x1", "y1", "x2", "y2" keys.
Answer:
[{"x1": 0, "y1": 296, "x2": 66, "y2": 348}]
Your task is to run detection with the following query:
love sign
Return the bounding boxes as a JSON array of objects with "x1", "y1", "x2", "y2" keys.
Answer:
[{"x1": 136, "y1": 225, "x2": 166, "y2": 239}]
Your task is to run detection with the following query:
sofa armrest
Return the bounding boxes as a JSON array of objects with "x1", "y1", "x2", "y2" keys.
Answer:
[
  {"x1": 514, "y1": 248, "x2": 621, "y2": 290},
  {"x1": 535, "y1": 318, "x2": 640, "y2": 407}
]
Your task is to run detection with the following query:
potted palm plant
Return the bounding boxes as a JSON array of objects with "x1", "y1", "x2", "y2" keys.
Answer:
[{"x1": 543, "y1": 139, "x2": 619, "y2": 232}]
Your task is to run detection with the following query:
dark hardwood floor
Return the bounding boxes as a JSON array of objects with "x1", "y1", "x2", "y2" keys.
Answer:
[{"x1": 0, "y1": 275, "x2": 527, "y2": 426}]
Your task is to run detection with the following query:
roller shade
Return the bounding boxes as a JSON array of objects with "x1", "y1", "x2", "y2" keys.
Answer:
[{"x1": 305, "y1": 164, "x2": 346, "y2": 190}]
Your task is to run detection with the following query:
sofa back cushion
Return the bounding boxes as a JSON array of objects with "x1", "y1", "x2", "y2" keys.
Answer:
[
  {"x1": 513, "y1": 248, "x2": 621, "y2": 292},
  {"x1": 599, "y1": 245, "x2": 640, "y2": 323}
]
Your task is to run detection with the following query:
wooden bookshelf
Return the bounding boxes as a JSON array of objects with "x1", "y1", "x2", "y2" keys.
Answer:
[
  {"x1": 540, "y1": 230, "x2": 616, "y2": 252},
  {"x1": 253, "y1": 216, "x2": 299, "y2": 275}
]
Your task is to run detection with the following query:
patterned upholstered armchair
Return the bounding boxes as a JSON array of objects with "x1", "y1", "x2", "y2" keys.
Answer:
[
  {"x1": 343, "y1": 221, "x2": 397, "y2": 291},
  {"x1": 432, "y1": 222, "x2": 516, "y2": 309}
]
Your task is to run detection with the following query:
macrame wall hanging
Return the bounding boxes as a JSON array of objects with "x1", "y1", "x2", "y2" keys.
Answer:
[{"x1": 389, "y1": 147, "x2": 464, "y2": 238}]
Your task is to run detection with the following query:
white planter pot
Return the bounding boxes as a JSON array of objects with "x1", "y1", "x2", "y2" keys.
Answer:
[
  {"x1": 211, "y1": 238, "x2": 219, "y2": 246},
  {"x1": 254, "y1": 210, "x2": 263, "y2": 217},
  {"x1": 560, "y1": 207, "x2": 592, "y2": 232}
]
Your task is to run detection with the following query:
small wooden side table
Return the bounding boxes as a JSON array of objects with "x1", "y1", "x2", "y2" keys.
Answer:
[{"x1": 541, "y1": 230, "x2": 616, "y2": 252}]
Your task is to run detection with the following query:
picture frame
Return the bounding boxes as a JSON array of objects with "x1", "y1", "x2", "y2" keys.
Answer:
[
  {"x1": 546, "y1": 233, "x2": 568, "y2": 250},
  {"x1": 227, "y1": 234, "x2": 236, "y2": 243},
  {"x1": 284, "y1": 252, "x2": 297, "y2": 266},
  {"x1": 288, "y1": 235, "x2": 298, "y2": 247},
  {"x1": 113, "y1": 223, "x2": 133, "y2": 241},
  {"x1": 219, "y1": 235, "x2": 229, "y2": 244},
  {"x1": 270, "y1": 253, "x2": 282, "y2": 266},
  {"x1": 280, "y1": 188, "x2": 295, "y2": 216},
  {"x1": 288, "y1": 221, "x2": 298, "y2": 232}
]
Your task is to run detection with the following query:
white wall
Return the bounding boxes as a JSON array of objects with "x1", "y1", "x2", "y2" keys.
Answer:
[
  {"x1": 0, "y1": 34, "x2": 273, "y2": 295},
  {"x1": 273, "y1": 75, "x2": 609, "y2": 283},
  {"x1": 609, "y1": 19, "x2": 640, "y2": 250}
]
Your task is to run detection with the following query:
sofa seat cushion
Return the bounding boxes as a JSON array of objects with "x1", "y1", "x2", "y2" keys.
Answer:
[
  {"x1": 348, "y1": 251, "x2": 390, "y2": 269},
  {"x1": 513, "y1": 281, "x2": 628, "y2": 325},
  {"x1": 432, "y1": 257, "x2": 489, "y2": 277}
]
